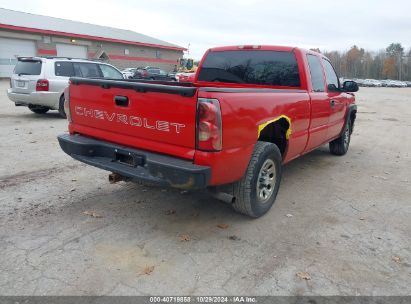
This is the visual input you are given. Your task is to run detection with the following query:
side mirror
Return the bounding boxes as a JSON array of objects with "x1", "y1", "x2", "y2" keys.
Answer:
[
  {"x1": 327, "y1": 84, "x2": 340, "y2": 92},
  {"x1": 342, "y1": 81, "x2": 359, "y2": 92}
]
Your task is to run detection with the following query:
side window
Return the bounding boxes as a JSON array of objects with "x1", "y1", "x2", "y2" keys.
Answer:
[
  {"x1": 78, "y1": 63, "x2": 101, "y2": 78},
  {"x1": 73, "y1": 63, "x2": 83, "y2": 77},
  {"x1": 99, "y1": 65, "x2": 123, "y2": 79},
  {"x1": 322, "y1": 59, "x2": 339, "y2": 88},
  {"x1": 306, "y1": 55, "x2": 325, "y2": 92},
  {"x1": 55, "y1": 62, "x2": 74, "y2": 77}
]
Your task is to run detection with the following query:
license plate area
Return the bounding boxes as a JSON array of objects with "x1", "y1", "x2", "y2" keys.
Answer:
[
  {"x1": 113, "y1": 149, "x2": 145, "y2": 167},
  {"x1": 16, "y1": 81, "x2": 25, "y2": 88}
]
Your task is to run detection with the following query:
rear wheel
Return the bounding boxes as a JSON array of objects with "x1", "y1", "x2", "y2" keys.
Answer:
[
  {"x1": 329, "y1": 120, "x2": 351, "y2": 155},
  {"x1": 58, "y1": 95, "x2": 66, "y2": 119},
  {"x1": 28, "y1": 105, "x2": 49, "y2": 114},
  {"x1": 232, "y1": 142, "x2": 282, "y2": 218}
]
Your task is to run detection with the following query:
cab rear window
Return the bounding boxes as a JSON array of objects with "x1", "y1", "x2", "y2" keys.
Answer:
[
  {"x1": 197, "y1": 50, "x2": 300, "y2": 87},
  {"x1": 14, "y1": 60, "x2": 42, "y2": 75}
]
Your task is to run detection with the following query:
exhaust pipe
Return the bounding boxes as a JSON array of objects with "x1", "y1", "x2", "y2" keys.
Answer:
[
  {"x1": 208, "y1": 184, "x2": 236, "y2": 204},
  {"x1": 210, "y1": 191, "x2": 236, "y2": 204}
]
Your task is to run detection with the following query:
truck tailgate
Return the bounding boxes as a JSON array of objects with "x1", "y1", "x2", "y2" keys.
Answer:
[{"x1": 68, "y1": 78, "x2": 198, "y2": 159}]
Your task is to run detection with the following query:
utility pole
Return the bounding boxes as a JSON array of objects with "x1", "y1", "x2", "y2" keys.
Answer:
[
  {"x1": 187, "y1": 43, "x2": 191, "y2": 55},
  {"x1": 399, "y1": 55, "x2": 411, "y2": 81}
]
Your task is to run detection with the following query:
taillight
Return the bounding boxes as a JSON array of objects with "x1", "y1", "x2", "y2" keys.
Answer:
[
  {"x1": 197, "y1": 98, "x2": 222, "y2": 151},
  {"x1": 36, "y1": 79, "x2": 49, "y2": 91},
  {"x1": 64, "y1": 85, "x2": 72, "y2": 122}
]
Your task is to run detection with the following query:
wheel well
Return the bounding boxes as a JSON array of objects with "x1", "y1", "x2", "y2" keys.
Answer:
[{"x1": 257, "y1": 118, "x2": 290, "y2": 156}]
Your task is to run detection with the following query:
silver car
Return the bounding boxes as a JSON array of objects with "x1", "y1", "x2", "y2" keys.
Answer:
[
  {"x1": 121, "y1": 68, "x2": 138, "y2": 79},
  {"x1": 7, "y1": 57, "x2": 124, "y2": 118}
]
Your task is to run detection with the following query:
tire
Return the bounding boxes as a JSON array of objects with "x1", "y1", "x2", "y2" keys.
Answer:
[
  {"x1": 58, "y1": 95, "x2": 67, "y2": 119},
  {"x1": 28, "y1": 105, "x2": 49, "y2": 114},
  {"x1": 232, "y1": 141, "x2": 283, "y2": 218},
  {"x1": 329, "y1": 119, "x2": 351, "y2": 155}
]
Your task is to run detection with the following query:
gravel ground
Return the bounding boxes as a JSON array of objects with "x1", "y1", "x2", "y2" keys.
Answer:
[{"x1": 0, "y1": 81, "x2": 410, "y2": 296}]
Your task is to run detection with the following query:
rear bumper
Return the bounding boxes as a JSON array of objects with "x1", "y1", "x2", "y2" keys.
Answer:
[
  {"x1": 7, "y1": 89, "x2": 60, "y2": 109},
  {"x1": 58, "y1": 134, "x2": 211, "y2": 190}
]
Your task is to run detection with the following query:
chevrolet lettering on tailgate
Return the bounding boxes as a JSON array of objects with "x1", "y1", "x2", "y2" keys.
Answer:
[{"x1": 75, "y1": 106, "x2": 186, "y2": 133}]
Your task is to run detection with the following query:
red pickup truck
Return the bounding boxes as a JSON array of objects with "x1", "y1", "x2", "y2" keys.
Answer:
[{"x1": 58, "y1": 45, "x2": 358, "y2": 218}]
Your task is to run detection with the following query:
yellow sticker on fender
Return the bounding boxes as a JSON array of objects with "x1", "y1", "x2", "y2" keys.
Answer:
[{"x1": 257, "y1": 115, "x2": 292, "y2": 140}]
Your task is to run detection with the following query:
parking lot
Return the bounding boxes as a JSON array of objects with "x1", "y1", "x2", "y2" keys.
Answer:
[{"x1": 0, "y1": 80, "x2": 410, "y2": 295}]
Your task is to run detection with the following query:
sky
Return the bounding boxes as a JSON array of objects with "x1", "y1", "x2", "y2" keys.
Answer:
[{"x1": 0, "y1": 0, "x2": 410, "y2": 59}]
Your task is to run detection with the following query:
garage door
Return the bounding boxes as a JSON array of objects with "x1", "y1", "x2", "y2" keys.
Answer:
[
  {"x1": 0, "y1": 38, "x2": 36, "y2": 77},
  {"x1": 56, "y1": 44, "x2": 87, "y2": 59}
]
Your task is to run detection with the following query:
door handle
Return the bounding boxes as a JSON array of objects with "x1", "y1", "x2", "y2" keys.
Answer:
[
  {"x1": 330, "y1": 99, "x2": 336, "y2": 107},
  {"x1": 114, "y1": 96, "x2": 129, "y2": 107}
]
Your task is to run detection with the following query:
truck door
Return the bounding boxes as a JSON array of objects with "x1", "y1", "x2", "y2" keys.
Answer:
[
  {"x1": 321, "y1": 59, "x2": 347, "y2": 141},
  {"x1": 305, "y1": 54, "x2": 330, "y2": 151}
]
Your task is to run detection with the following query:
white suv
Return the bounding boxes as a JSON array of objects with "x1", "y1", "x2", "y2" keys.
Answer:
[{"x1": 7, "y1": 57, "x2": 124, "y2": 118}]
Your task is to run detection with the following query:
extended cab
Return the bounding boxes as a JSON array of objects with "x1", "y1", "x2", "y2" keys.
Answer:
[{"x1": 58, "y1": 45, "x2": 358, "y2": 217}]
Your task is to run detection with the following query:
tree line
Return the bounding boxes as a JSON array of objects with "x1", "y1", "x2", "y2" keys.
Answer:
[{"x1": 312, "y1": 43, "x2": 411, "y2": 81}]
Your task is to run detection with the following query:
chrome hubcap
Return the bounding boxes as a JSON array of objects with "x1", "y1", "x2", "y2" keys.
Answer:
[{"x1": 256, "y1": 159, "x2": 276, "y2": 204}]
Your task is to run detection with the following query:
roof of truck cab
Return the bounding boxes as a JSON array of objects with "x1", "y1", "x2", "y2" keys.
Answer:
[
  {"x1": 208, "y1": 45, "x2": 299, "y2": 52},
  {"x1": 207, "y1": 46, "x2": 327, "y2": 58}
]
